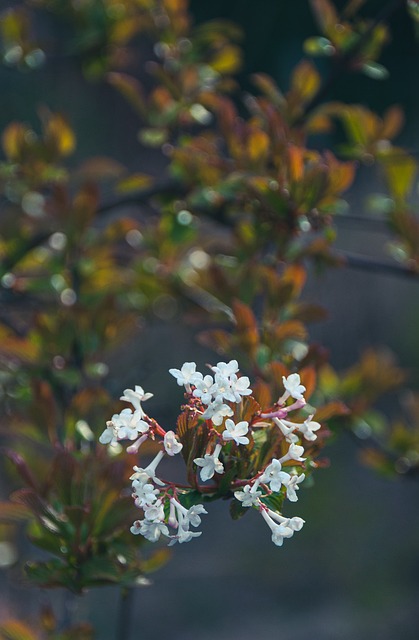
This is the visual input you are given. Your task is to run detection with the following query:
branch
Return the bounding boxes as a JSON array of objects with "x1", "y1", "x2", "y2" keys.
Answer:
[{"x1": 337, "y1": 249, "x2": 419, "y2": 279}]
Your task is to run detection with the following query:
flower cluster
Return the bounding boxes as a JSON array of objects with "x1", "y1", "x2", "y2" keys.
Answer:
[{"x1": 99, "y1": 361, "x2": 322, "y2": 548}]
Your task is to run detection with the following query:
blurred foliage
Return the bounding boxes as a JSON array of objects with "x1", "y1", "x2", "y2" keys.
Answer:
[{"x1": 1, "y1": 0, "x2": 419, "y2": 633}]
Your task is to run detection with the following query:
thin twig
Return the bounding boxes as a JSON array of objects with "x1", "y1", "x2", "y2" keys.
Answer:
[{"x1": 337, "y1": 249, "x2": 419, "y2": 279}]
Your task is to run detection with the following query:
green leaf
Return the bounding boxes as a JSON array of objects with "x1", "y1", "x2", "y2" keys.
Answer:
[
  {"x1": 361, "y1": 61, "x2": 389, "y2": 80},
  {"x1": 229, "y1": 498, "x2": 249, "y2": 520}
]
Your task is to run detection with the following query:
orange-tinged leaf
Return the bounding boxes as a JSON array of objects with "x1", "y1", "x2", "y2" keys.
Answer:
[
  {"x1": 315, "y1": 401, "x2": 350, "y2": 422},
  {"x1": 290, "y1": 61, "x2": 320, "y2": 102},
  {"x1": 274, "y1": 320, "x2": 307, "y2": 342},
  {"x1": 76, "y1": 157, "x2": 125, "y2": 181},
  {"x1": 0, "y1": 621, "x2": 38, "y2": 640},
  {"x1": 232, "y1": 299, "x2": 259, "y2": 355},
  {"x1": 45, "y1": 114, "x2": 75, "y2": 157},
  {"x1": 107, "y1": 72, "x2": 145, "y2": 116},
  {"x1": 247, "y1": 129, "x2": 270, "y2": 162},
  {"x1": 288, "y1": 145, "x2": 304, "y2": 182},
  {"x1": 211, "y1": 45, "x2": 242, "y2": 74},
  {"x1": 2, "y1": 122, "x2": 28, "y2": 160},
  {"x1": 251, "y1": 380, "x2": 272, "y2": 408},
  {"x1": 117, "y1": 173, "x2": 153, "y2": 193},
  {"x1": 381, "y1": 106, "x2": 404, "y2": 140},
  {"x1": 299, "y1": 366, "x2": 317, "y2": 399},
  {"x1": 310, "y1": 0, "x2": 338, "y2": 30},
  {"x1": 282, "y1": 264, "x2": 307, "y2": 296}
]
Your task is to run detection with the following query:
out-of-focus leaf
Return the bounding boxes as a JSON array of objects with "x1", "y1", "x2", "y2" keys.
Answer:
[
  {"x1": 107, "y1": 73, "x2": 145, "y2": 116},
  {"x1": 232, "y1": 299, "x2": 259, "y2": 357},
  {"x1": 141, "y1": 548, "x2": 171, "y2": 573},
  {"x1": 289, "y1": 61, "x2": 321, "y2": 102},
  {"x1": 44, "y1": 113, "x2": 76, "y2": 157},
  {"x1": 310, "y1": 0, "x2": 338, "y2": 35},
  {"x1": 0, "y1": 621, "x2": 37, "y2": 640},
  {"x1": 0, "y1": 502, "x2": 30, "y2": 523},
  {"x1": 380, "y1": 151, "x2": 417, "y2": 201},
  {"x1": 117, "y1": 173, "x2": 153, "y2": 193}
]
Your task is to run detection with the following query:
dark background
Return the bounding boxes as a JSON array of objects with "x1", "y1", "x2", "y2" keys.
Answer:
[{"x1": 1, "y1": 1, "x2": 419, "y2": 638}]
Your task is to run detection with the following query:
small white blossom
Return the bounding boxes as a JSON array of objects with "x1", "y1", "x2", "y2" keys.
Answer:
[
  {"x1": 170, "y1": 498, "x2": 208, "y2": 528},
  {"x1": 169, "y1": 362, "x2": 199, "y2": 389},
  {"x1": 130, "y1": 450, "x2": 165, "y2": 486},
  {"x1": 273, "y1": 417, "x2": 299, "y2": 444},
  {"x1": 281, "y1": 373, "x2": 306, "y2": 402},
  {"x1": 234, "y1": 484, "x2": 262, "y2": 507},
  {"x1": 99, "y1": 422, "x2": 117, "y2": 446},
  {"x1": 168, "y1": 528, "x2": 202, "y2": 546},
  {"x1": 298, "y1": 415, "x2": 321, "y2": 441},
  {"x1": 185, "y1": 504, "x2": 207, "y2": 528},
  {"x1": 133, "y1": 482, "x2": 159, "y2": 507},
  {"x1": 114, "y1": 408, "x2": 150, "y2": 439},
  {"x1": 201, "y1": 401, "x2": 233, "y2": 425},
  {"x1": 211, "y1": 360, "x2": 239, "y2": 377},
  {"x1": 270, "y1": 523, "x2": 295, "y2": 546},
  {"x1": 261, "y1": 459, "x2": 289, "y2": 492},
  {"x1": 143, "y1": 499, "x2": 165, "y2": 522},
  {"x1": 138, "y1": 520, "x2": 169, "y2": 542},
  {"x1": 194, "y1": 443, "x2": 224, "y2": 481},
  {"x1": 227, "y1": 374, "x2": 252, "y2": 402},
  {"x1": 126, "y1": 433, "x2": 149, "y2": 454},
  {"x1": 279, "y1": 472, "x2": 305, "y2": 502},
  {"x1": 260, "y1": 509, "x2": 294, "y2": 547},
  {"x1": 193, "y1": 374, "x2": 217, "y2": 405},
  {"x1": 280, "y1": 443, "x2": 306, "y2": 464},
  {"x1": 164, "y1": 430, "x2": 183, "y2": 456},
  {"x1": 286, "y1": 516, "x2": 305, "y2": 531},
  {"x1": 222, "y1": 419, "x2": 250, "y2": 446},
  {"x1": 120, "y1": 386, "x2": 153, "y2": 417}
]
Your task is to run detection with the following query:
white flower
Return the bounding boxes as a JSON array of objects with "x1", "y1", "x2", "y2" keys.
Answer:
[
  {"x1": 143, "y1": 499, "x2": 165, "y2": 523},
  {"x1": 185, "y1": 504, "x2": 207, "y2": 528},
  {"x1": 170, "y1": 498, "x2": 207, "y2": 528},
  {"x1": 201, "y1": 401, "x2": 233, "y2": 425},
  {"x1": 138, "y1": 519, "x2": 169, "y2": 542},
  {"x1": 133, "y1": 482, "x2": 159, "y2": 507},
  {"x1": 120, "y1": 386, "x2": 153, "y2": 417},
  {"x1": 126, "y1": 433, "x2": 149, "y2": 454},
  {"x1": 260, "y1": 509, "x2": 294, "y2": 547},
  {"x1": 130, "y1": 450, "x2": 165, "y2": 486},
  {"x1": 222, "y1": 419, "x2": 250, "y2": 446},
  {"x1": 168, "y1": 528, "x2": 202, "y2": 546},
  {"x1": 273, "y1": 417, "x2": 299, "y2": 444},
  {"x1": 192, "y1": 374, "x2": 217, "y2": 405},
  {"x1": 279, "y1": 472, "x2": 305, "y2": 502},
  {"x1": 286, "y1": 516, "x2": 305, "y2": 531},
  {"x1": 270, "y1": 523, "x2": 295, "y2": 546},
  {"x1": 280, "y1": 443, "x2": 306, "y2": 464},
  {"x1": 234, "y1": 484, "x2": 262, "y2": 507},
  {"x1": 99, "y1": 422, "x2": 117, "y2": 446},
  {"x1": 213, "y1": 373, "x2": 234, "y2": 403},
  {"x1": 227, "y1": 374, "x2": 252, "y2": 402},
  {"x1": 211, "y1": 360, "x2": 239, "y2": 376},
  {"x1": 281, "y1": 373, "x2": 306, "y2": 402},
  {"x1": 261, "y1": 459, "x2": 289, "y2": 492},
  {"x1": 194, "y1": 443, "x2": 224, "y2": 481},
  {"x1": 298, "y1": 415, "x2": 321, "y2": 441},
  {"x1": 164, "y1": 430, "x2": 183, "y2": 456},
  {"x1": 169, "y1": 362, "x2": 199, "y2": 389},
  {"x1": 113, "y1": 408, "x2": 150, "y2": 439}
]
